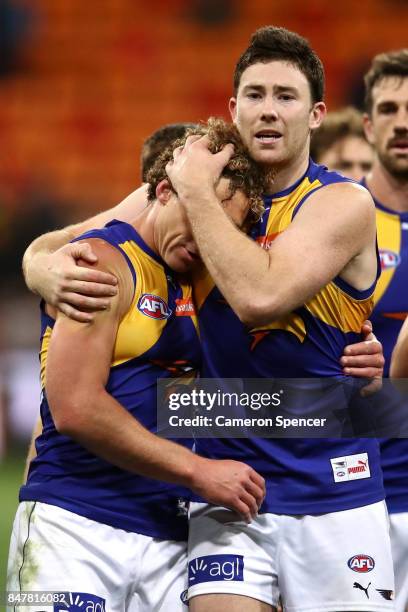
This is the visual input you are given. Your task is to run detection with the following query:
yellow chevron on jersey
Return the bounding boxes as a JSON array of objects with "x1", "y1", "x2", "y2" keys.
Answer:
[
  {"x1": 250, "y1": 283, "x2": 373, "y2": 341},
  {"x1": 193, "y1": 267, "x2": 215, "y2": 312},
  {"x1": 374, "y1": 207, "x2": 401, "y2": 305},
  {"x1": 113, "y1": 239, "x2": 198, "y2": 366},
  {"x1": 251, "y1": 312, "x2": 306, "y2": 343},
  {"x1": 264, "y1": 176, "x2": 322, "y2": 240},
  {"x1": 305, "y1": 283, "x2": 374, "y2": 334}
]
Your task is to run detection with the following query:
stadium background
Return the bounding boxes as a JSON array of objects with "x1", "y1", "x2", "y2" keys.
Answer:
[{"x1": 0, "y1": 0, "x2": 407, "y2": 592}]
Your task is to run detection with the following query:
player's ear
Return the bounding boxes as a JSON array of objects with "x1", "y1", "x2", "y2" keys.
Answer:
[
  {"x1": 309, "y1": 101, "x2": 326, "y2": 130},
  {"x1": 363, "y1": 113, "x2": 374, "y2": 145},
  {"x1": 229, "y1": 97, "x2": 237, "y2": 122},
  {"x1": 156, "y1": 179, "x2": 173, "y2": 205}
]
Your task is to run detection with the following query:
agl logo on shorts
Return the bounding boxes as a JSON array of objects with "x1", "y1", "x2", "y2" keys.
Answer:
[
  {"x1": 188, "y1": 554, "x2": 244, "y2": 586},
  {"x1": 54, "y1": 592, "x2": 106, "y2": 611},
  {"x1": 137, "y1": 294, "x2": 172, "y2": 319},
  {"x1": 348, "y1": 554, "x2": 375, "y2": 573}
]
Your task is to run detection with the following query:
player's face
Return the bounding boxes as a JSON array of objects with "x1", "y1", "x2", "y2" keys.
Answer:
[
  {"x1": 156, "y1": 178, "x2": 250, "y2": 274},
  {"x1": 364, "y1": 76, "x2": 408, "y2": 179},
  {"x1": 229, "y1": 61, "x2": 325, "y2": 168},
  {"x1": 318, "y1": 135, "x2": 373, "y2": 181}
]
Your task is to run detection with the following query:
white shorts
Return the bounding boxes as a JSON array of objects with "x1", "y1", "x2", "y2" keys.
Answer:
[
  {"x1": 7, "y1": 501, "x2": 188, "y2": 612},
  {"x1": 188, "y1": 501, "x2": 395, "y2": 612},
  {"x1": 389, "y1": 512, "x2": 408, "y2": 612}
]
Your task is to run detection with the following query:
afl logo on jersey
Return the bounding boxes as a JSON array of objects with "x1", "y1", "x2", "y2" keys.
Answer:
[
  {"x1": 348, "y1": 554, "x2": 375, "y2": 573},
  {"x1": 379, "y1": 249, "x2": 401, "y2": 270},
  {"x1": 137, "y1": 294, "x2": 172, "y2": 319}
]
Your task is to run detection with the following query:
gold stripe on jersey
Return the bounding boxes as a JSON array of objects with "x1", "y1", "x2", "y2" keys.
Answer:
[
  {"x1": 258, "y1": 175, "x2": 375, "y2": 340},
  {"x1": 374, "y1": 208, "x2": 401, "y2": 305},
  {"x1": 112, "y1": 240, "x2": 170, "y2": 367},
  {"x1": 265, "y1": 177, "x2": 322, "y2": 237},
  {"x1": 305, "y1": 283, "x2": 374, "y2": 333},
  {"x1": 193, "y1": 268, "x2": 215, "y2": 312},
  {"x1": 251, "y1": 312, "x2": 306, "y2": 343},
  {"x1": 179, "y1": 282, "x2": 200, "y2": 336},
  {"x1": 40, "y1": 325, "x2": 52, "y2": 388}
]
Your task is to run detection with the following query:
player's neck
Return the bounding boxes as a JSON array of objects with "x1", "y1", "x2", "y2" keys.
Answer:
[
  {"x1": 130, "y1": 204, "x2": 160, "y2": 255},
  {"x1": 263, "y1": 153, "x2": 310, "y2": 195},
  {"x1": 366, "y1": 159, "x2": 408, "y2": 213}
]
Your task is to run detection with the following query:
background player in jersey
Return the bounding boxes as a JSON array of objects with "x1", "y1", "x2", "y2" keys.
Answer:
[
  {"x1": 165, "y1": 27, "x2": 394, "y2": 612},
  {"x1": 308, "y1": 53, "x2": 408, "y2": 610},
  {"x1": 362, "y1": 49, "x2": 408, "y2": 612},
  {"x1": 310, "y1": 106, "x2": 374, "y2": 180},
  {"x1": 7, "y1": 119, "x2": 267, "y2": 612}
]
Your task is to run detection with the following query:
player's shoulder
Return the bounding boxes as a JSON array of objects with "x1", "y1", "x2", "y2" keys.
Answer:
[{"x1": 307, "y1": 163, "x2": 373, "y2": 209}]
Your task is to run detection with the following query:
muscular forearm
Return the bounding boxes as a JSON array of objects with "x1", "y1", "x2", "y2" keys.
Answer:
[
  {"x1": 53, "y1": 387, "x2": 200, "y2": 488},
  {"x1": 180, "y1": 193, "x2": 283, "y2": 325}
]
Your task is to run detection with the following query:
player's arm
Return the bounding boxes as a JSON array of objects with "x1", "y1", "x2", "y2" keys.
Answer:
[
  {"x1": 22, "y1": 185, "x2": 148, "y2": 322},
  {"x1": 23, "y1": 416, "x2": 42, "y2": 482},
  {"x1": 45, "y1": 240, "x2": 265, "y2": 521},
  {"x1": 167, "y1": 138, "x2": 376, "y2": 327},
  {"x1": 390, "y1": 317, "x2": 408, "y2": 378}
]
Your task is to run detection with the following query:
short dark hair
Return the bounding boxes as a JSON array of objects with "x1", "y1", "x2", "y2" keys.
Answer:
[
  {"x1": 146, "y1": 117, "x2": 271, "y2": 224},
  {"x1": 141, "y1": 123, "x2": 197, "y2": 181},
  {"x1": 233, "y1": 26, "x2": 325, "y2": 103},
  {"x1": 364, "y1": 49, "x2": 408, "y2": 115},
  {"x1": 310, "y1": 107, "x2": 368, "y2": 162}
]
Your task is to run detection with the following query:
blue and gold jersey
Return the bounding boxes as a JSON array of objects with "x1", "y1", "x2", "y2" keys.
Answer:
[
  {"x1": 362, "y1": 182, "x2": 408, "y2": 514},
  {"x1": 365, "y1": 183, "x2": 408, "y2": 375},
  {"x1": 194, "y1": 160, "x2": 384, "y2": 514},
  {"x1": 21, "y1": 220, "x2": 201, "y2": 540}
]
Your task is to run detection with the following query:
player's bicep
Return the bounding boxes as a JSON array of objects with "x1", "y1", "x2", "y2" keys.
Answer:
[
  {"x1": 269, "y1": 185, "x2": 374, "y2": 296},
  {"x1": 45, "y1": 240, "x2": 133, "y2": 424}
]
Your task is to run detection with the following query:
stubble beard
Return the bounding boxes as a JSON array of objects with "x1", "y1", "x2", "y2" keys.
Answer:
[{"x1": 379, "y1": 149, "x2": 408, "y2": 183}]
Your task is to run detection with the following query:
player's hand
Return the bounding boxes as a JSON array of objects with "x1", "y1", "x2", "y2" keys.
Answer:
[
  {"x1": 165, "y1": 135, "x2": 234, "y2": 203},
  {"x1": 34, "y1": 243, "x2": 118, "y2": 322},
  {"x1": 190, "y1": 457, "x2": 265, "y2": 523},
  {"x1": 341, "y1": 320, "x2": 384, "y2": 396}
]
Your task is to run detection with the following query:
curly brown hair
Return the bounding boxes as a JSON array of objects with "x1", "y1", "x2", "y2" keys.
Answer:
[{"x1": 145, "y1": 117, "x2": 271, "y2": 224}]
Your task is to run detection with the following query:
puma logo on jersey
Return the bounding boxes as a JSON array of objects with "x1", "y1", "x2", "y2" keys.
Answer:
[{"x1": 331, "y1": 453, "x2": 370, "y2": 482}]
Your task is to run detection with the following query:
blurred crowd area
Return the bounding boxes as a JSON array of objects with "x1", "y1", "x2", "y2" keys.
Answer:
[{"x1": 0, "y1": 0, "x2": 408, "y2": 457}]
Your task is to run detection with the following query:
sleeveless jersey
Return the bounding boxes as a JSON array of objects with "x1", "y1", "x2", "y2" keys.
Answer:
[
  {"x1": 21, "y1": 220, "x2": 201, "y2": 540},
  {"x1": 364, "y1": 182, "x2": 408, "y2": 374},
  {"x1": 194, "y1": 160, "x2": 384, "y2": 514},
  {"x1": 361, "y1": 180, "x2": 408, "y2": 514}
]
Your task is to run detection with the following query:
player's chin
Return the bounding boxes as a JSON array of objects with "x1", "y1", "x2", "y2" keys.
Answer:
[{"x1": 250, "y1": 148, "x2": 283, "y2": 166}]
